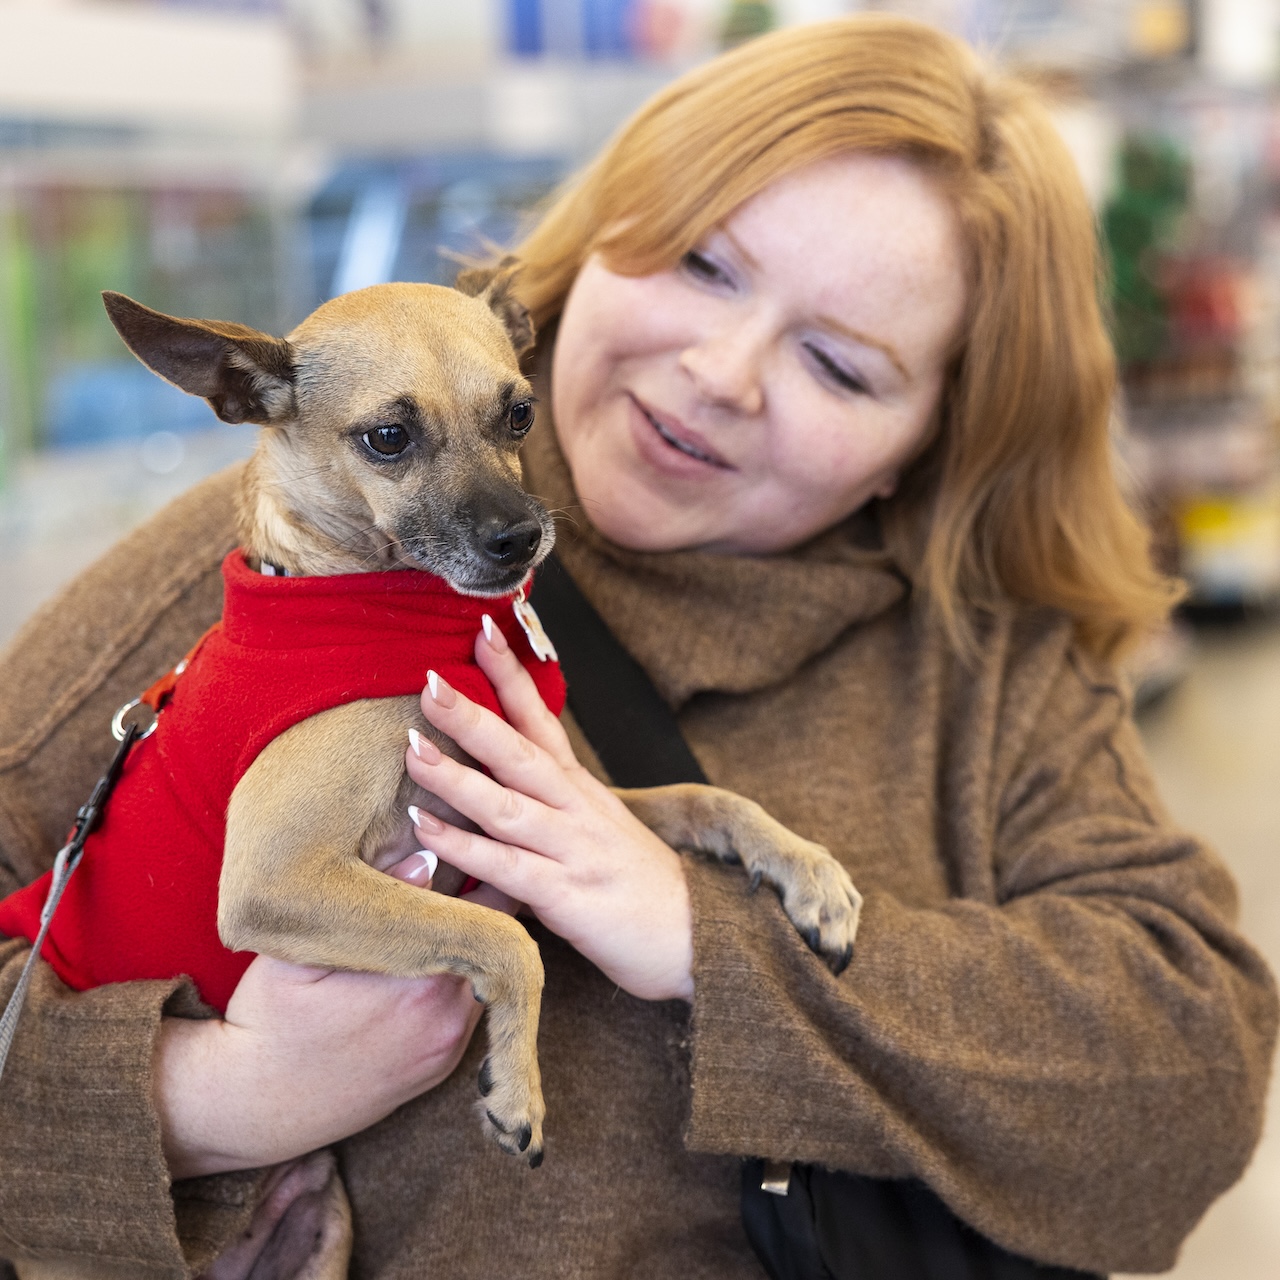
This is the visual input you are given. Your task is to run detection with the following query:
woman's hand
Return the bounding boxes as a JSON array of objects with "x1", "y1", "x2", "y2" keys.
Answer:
[
  {"x1": 404, "y1": 616, "x2": 695, "y2": 1004},
  {"x1": 156, "y1": 860, "x2": 511, "y2": 1180}
]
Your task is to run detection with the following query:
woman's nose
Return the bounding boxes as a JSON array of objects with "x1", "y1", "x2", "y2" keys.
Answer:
[{"x1": 678, "y1": 325, "x2": 766, "y2": 416}]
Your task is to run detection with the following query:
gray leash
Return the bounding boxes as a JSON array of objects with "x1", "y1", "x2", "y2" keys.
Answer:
[{"x1": 0, "y1": 724, "x2": 138, "y2": 1079}]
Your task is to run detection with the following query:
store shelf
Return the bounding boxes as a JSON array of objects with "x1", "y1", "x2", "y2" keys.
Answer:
[
  {"x1": 0, "y1": 1, "x2": 297, "y2": 137},
  {"x1": 301, "y1": 59, "x2": 677, "y2": 160}
]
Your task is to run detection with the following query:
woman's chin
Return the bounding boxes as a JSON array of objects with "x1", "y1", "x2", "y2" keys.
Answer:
[
  {"x1": 579, "y1": 488, "x2": 712, "y2": 554},
  {"x1": 586, "y1": 509, "x2": 689, "y2": 553}
]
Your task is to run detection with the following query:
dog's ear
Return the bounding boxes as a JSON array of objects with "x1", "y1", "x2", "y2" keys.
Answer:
[
  {"x1": 455, "y1": 257, "x2": 535, "y2": 358},
  {"x1": 102, "y1": 292, "x2": 295, "y2": 426}
]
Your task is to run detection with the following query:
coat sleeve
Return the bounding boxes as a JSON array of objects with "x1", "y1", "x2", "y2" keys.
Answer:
[
  {"x1": 0, "y1": 467, "x2": 256, "y2": 1277},
  {"x1": 681, "y1": 618, "x2": 1278, "y2": 1276}
]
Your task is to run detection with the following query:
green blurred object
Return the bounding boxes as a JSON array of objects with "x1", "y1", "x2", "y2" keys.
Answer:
[
  {"x1": 0, "y1": 197, "x2": 40, "y2": 484},
  {"x1": 720, "y1": 0, "x2": 775, "y2": 49},
  {"x1": 42, "y1": 191, "x2": 145, "y2": 372},
  {"x1": 1101, "y1": 135, "x2": 1191, "y2": 368}
]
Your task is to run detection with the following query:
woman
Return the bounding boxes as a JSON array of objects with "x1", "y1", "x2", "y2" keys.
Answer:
[{"x1": 0, "y1": 15, "x2": 1275, "y2": 1279}]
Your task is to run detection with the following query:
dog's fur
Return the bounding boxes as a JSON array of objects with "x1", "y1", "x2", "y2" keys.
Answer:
[{"x1": 62, "y1": 275, "x2": 864, "y2": 1280}]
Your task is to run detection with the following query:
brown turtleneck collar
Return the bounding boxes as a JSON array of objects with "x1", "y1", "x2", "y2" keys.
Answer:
[{"x1": 520, "y1": 338, "x2": 910, "y2": 708}]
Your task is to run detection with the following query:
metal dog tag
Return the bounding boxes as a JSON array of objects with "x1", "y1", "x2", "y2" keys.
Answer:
[{"x1": 513, "y1": 588, "x2": 557, "y2": 663}]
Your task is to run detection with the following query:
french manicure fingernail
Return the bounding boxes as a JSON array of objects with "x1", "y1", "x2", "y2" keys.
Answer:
[
  {"x1": 407, "y1": 729, "x2": 441, "y2": 764},
  {"x1": 405, "y1": 850, "x2": 438, "y2": 883},
  {"x1": 426, "y1": 669, "x2": 456, "y2": 708},
  {"x1": 482, "y1": 613, "x2": 508, "y2": 653},
  {"x1": 407, "y1": 804, "x2": 443, "y2": 833}
]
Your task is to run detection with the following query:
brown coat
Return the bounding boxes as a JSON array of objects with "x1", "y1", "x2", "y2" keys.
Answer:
[{"x1": 0, "y1": 400, "x2": 1276, "y2": 1278}]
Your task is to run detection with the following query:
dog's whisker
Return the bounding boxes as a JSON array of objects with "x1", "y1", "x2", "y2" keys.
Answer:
[
  {"x1": 547, "y1": 505, "x2": 584, "y2": 531},
  {"x1": 257, "y1": 467, "x2": 335, "y2": 489}
]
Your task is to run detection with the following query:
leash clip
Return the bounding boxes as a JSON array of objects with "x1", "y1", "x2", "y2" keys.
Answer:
[
  {"x1": 110, "y1": 697, "x2": 157, "y2": 742},
  {"x1": 110, "y1": 655, "x2": 190, "y2": 742}
]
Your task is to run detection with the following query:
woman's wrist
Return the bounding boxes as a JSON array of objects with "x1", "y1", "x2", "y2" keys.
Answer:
[
  {"x1": 648, "y1": 868, "x2": 695, "y2": 1003},
  {"x1": 155, "y1": 1015, "x2": 252, "y2": 1180}
]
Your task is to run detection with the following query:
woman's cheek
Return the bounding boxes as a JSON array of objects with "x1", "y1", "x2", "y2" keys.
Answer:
[{"x1": 766, "y1": 403, "x2": 860, "y2": 498}]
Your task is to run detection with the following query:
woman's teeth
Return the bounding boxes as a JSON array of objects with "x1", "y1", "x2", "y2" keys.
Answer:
[{"x1": 646, "y1": 410, "x2": 716, "y2": 463}]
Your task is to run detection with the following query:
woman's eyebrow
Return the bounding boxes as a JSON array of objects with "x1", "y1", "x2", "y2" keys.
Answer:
[
  {"x1": 818, "y1": 315, "x2": 909, "y2": 380},
  {"x1": 720, "y1": 226, "x2": 760, "y2": 268},
  {"x1": 718, "y1": 223, "x2": 909, "y2": 379}
]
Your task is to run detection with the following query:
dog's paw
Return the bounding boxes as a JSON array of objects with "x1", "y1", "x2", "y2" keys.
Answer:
[
  {"x1": 480, "y1": 1102, "x2": 545, "y2": 1168},
  {"x1": 477, "y1": 1060, "x2": 545, "y2": 1168},
  {"x1": 761, "y1": 838, "x2": 862, "y2": 975}
]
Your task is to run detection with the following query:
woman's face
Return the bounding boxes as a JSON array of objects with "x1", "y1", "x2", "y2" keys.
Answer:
[{"x1": 550, "y1": 152, "x2": 968, "y2": 554}]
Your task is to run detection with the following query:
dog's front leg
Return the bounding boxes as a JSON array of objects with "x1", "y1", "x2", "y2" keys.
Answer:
[
  {"x1": 220, "y1": 697, "x2": 545, "y2": 1164},
  {"x1": 615, "y1": 784, "x2": 862, "y2": 974}
]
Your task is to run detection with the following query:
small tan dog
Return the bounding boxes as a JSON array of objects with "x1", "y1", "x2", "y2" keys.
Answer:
[{"x1": 49, "y1": 274, "x2": 860, "y2": 1279}]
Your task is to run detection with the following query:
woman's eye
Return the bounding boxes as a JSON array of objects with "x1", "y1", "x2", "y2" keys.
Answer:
[
  {"x1": 508, "y1": 400, "x2": 535, "y2": 437},
  {"x1": 805, "y1": 344, "x2": 870, "y2": 396},
  {"x1": 681, "y1": 250, "x2": 728, "y2": 285},
  {"x1": 364, "y1": 425, "x2": 409, "y2": 456}
]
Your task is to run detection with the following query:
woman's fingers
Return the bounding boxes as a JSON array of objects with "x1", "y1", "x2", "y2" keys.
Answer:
[
  {"x1": 387, "y1": 844, "x2": 519, "y2": 914},
  {"x1": 408, "y1": 810, "x2": 552, "y2": 907},
  {"x1": 416, "y1": 667, "x2": 577, "y2": 810},
  {"x1": 477, "y1": 613, "x2": 579, "y2": 770},
  {"x1": 385, "y1": 848, "x2": 438, "y2": 888},
  {"x1": 406, "y1": 730, "x2": 567, "y2": 851}
]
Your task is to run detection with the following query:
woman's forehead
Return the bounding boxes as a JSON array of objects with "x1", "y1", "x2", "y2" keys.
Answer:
[{"x1": 721, "y1": 153, "x2": 968, "y2": 370}]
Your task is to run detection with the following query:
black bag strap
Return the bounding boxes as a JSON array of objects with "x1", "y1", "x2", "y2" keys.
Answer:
[{"x1": 528, "y1": 554, "x2": 708, "y2": 789}]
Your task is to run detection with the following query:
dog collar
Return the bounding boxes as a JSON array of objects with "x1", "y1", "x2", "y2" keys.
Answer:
[{"x1": 257, "y1": 559, "x2": 554, "y2": 662}]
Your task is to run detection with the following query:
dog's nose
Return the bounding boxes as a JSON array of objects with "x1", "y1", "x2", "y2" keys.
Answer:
[{"x1": 479, "y1": 518, "x2": 542, "y2": 567}]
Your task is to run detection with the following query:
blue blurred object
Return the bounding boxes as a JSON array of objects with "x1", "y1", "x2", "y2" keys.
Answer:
[
  {"x1": 331, "y1": 180, "x2": 410, "y2": 297},
  {"x1": 45, "y1": 363, "x2": 219, "y2": 447},
  {"x1": 506, "y1": 0, "x2": 639, "y2": 59},
  {"x1": 508, "y1": 0, "x2": 544, "y2": 55},
  {"x1": 583, "y1": 0, "x2": 635, "y2": 57},
  {"x1": 306, "y1": 155, "x2": 568, "y2": 309}
]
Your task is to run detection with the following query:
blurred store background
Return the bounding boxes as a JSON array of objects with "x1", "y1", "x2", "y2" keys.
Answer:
[{"x1": 0, "y1": 1, "x2": 1278, "y2": 1275}]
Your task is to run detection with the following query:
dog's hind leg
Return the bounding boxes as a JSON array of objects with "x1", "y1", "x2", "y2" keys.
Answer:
[
  {"x1": 615, "y1": 784, "x2": 862, "y2": 975},
  {"x1": 196, "y1": 1150, "x2": 352, "y2": 1280}
]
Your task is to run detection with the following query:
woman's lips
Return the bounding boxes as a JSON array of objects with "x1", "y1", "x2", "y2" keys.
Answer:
[{"x1": 629, "y1": 394, "x2": 733, "y2": 470}]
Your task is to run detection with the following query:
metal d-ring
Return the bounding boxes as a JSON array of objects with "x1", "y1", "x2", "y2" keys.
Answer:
[{"x1": 111, "y1": 697, "x2": 158, "y2": 743}]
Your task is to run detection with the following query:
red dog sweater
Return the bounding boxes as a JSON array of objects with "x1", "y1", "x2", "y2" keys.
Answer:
[{"x1": 0, "y1": 551, "x2": 566, "y2": 1013}]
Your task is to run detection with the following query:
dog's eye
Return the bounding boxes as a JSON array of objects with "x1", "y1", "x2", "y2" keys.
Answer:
[
  {"x1": 508, "y1": 401, "x2": 534, "y2": 437},
  {"x1": 364, "y1": 425, "x2": 409, "y2": 457}
]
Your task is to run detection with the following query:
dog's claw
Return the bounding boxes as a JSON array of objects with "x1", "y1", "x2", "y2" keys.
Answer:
[
  {"x1": 478, "y1": 1057, "x2": 494, "y2": 1097},
  {"x1": 483, "y1": 1103, "x2": 544, "y2": 1162},
  {"x1": 748, "y1": 869, "x2": 763, "y2": 893},
  {"x1": 830, "y1": 944, "x2": 853, "y2": 976},
  {"x1": 801, "y1": 925, "x2": 821, "y2": 953}
]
